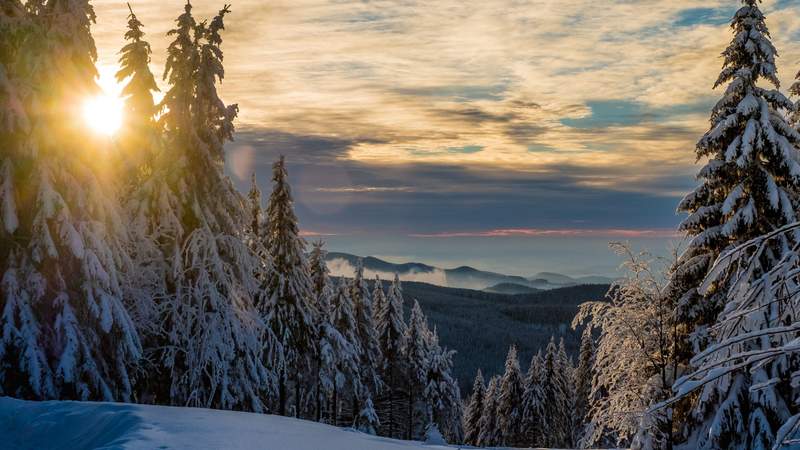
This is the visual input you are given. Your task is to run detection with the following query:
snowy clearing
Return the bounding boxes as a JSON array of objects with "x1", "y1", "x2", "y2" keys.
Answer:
[{"x1": 0, "y1": 396, "x2": 575, "y2": 450}]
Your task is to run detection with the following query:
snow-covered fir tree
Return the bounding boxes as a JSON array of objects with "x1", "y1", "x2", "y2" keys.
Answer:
[
  {"x1": 351, "y1": 260, "x2": 382, "y2": 407},
  {"x1": 665, "y1": 2, "x2": 800, "y2": 447},
  {"x1": 330, "y1": 277, "x2": 361, "y2": 425},
  {"x1": 264, "y1": 155, "x2": 318, "y2": 417},
  {"x1": 521, "y1": 351, "x2": 546, "y2": 447},
  {"x1": 462, "y1": 369, "x2": 485, "y2": 446},
  {"x1": 496, "y1": 345, "x2": 525, "y2": 447},
  {"x1": 371, "y1": 275, "x2": 386, "y2": 324},
  {"x1": 541, "y1": 337, "x2": 573, "y2": 448},
  {"x1": 376, "y1": 273, "x2": 407, "y2": 438},
  {"x1": 355, "y1": 396, "x2": 380, "y2": 435},
  {"x1": 422, "y1": 326, "x2": 462, "y2": 443},
  {"x1": 0, "y1": 0, "x2": 143, "y2": 402},
  {"x1": 128, "y1": 2, "x2": 269, "y2": 411},
  {"x1": 404, "y1": 299, "x2": 430, "y2": 440},
  {"x1": 115, "y1": 3, "x2": 159, "y2": 184},
  {"x1": 477, "y1": 375, "x2": 501, "y2": 447},
  {"x1": 308, "y1": 241, "x2": 356, "y2": 423},
  {"x1": 247, "y1": 172, "x2": 262, "y2": 238}
]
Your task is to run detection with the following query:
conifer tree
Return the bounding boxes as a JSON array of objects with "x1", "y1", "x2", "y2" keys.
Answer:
[
  {"x1": 351, "y1": 259, "x2": 382, "y2": 408},
  {"x1": 355, "y1": 396, "x2": 381, "y2": 435},
  {"x1": 404, "y1": 299, "x2": 430, "y2": 440},
  {"x1": 496, "y1": 345, "x2": 525, "y2": 447},
  {"x1": 423, "y1": 326, "x2": 462, "y2": 443},
  {"x1": 463, "y1": 369, "x2": 485, "y2": 446},
  {"x1": 264, "y1": 155, "x2": 318, "y2": 417},
  {"x1": 667, "y1": 2, "x2": 800, "y2": 447},
  {"x1": 115, "y1": 3, "x2": 159, "y2": 181},
  {"x1": 477, "y1": 375, "x2": 501, "y2": 447},
  {"x1": 309, "y1": 241, "x2": 355, "y2": 423},
  {"x1": 541, "y1": 337, "x2": 570, "y2": 447},
  {"x1": 376, "y1": 273, "x2": 407, "y2": 437},
  {"x1": 521, "y1": 351, "x2": 546, "y2": 447},
  {"x1": 330, "y1": 277, "x2": 361, "y2": 425},
  {"x1": 247, "y1": 172, "x2": 262, "y2": 237},
  {"x1": 371, "y1": 275, "x2": 386, "y2": 324},
  {"x1": 668, "y1": 0, "x2": 800, "y2": 369},
  {"x1": 0, "y1": 0, "x2": 142, "y2": 402},
  {"x1": 128, "y1": 2, "x2": 269, "y2": 411}
]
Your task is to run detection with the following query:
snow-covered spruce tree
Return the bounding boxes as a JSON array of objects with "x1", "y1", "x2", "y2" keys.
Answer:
[
  {"x1": 574, "y1": 327, "x2": 595, "y2": 443},
  {"x1": 541, "y1": 337, "x2": 572, "y2": 448},
  {"x1": 128, "y1": 3, "x2": 269, "y2": 411},
  {"x1": 404, "y1": 299, "x2": 430, "y2": 440},
  {"x1": 557, "y1": 338, "x2": 577, "y2": 446},
  {"x1": 371, "y1": 275, "x2": 386, "y2": 324},
  {"x1": 423, "y1": 326, "x2": 462, "y2": 443},
  {"x1": 115, "y1": 3, "x2": 159, "y2": 186},
  {"x1": 667, "y1": 3, "x2": 800, "y2": 445},
  {"x1": 574, "y1": 243, "x2": 678, "y2": 449},
  {"x1": 330, "y1": 277, "x2": 362, "y2": 425},
  {"x1": 666, "y1": 224, "x2": 800, "y2": 449},
  {"x1": 670, "y1": 0, "x2": 800, "y2": 335},
  {"x1": 0, "y1": 0, "x2": 143, "y2": 402},
  {"x1": 247, "y1": 172, "x2": 262, "y2": 237},
  {"x1": 309, "y1": 241, "x2": 356, "y2": 423},
  {"x1": 477, "y1": 375, "x2": 501, "y2": 447},
  {"x1": 264, "y1": 155, "x2": 318, "y2": 417},
  {"x1": 462, "y1": 369, "x2": 485, "y2": 446},
  {"x1": 351, "y1": 260, "x2": 382, "y2": 412},
  {"x1": 355, "y1": 396, "x2": 381, "y2": 435},
  {"x1": 521, "y1": 351, "x2": 546, "y2": 447},
  {"x1": 496, "y1": 345, "x2": 525, "y2": 447},
  {"x1": 790, "y1": 66, "x2": 800, "y2": 127},
  {"x1": 376, "y1": 272, "x2": 407, "y2": 438}
]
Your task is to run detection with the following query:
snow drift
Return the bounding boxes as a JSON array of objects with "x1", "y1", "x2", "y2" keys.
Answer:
[{"x1": 0, "y1": 397, "x2": 459, "y2": 450}]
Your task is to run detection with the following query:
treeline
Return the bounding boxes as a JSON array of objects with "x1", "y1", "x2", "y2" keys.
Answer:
[
  {"x1": 462, "y1": 337, "x2": 587, "y2": 448},
  {"x1": 0, "y1": 0, "x2": 460, "y2": 443}
]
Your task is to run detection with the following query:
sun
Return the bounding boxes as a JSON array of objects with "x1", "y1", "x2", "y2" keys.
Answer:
[{"x1": 82, "y1": 65, "x2": 124, "y2": 136}]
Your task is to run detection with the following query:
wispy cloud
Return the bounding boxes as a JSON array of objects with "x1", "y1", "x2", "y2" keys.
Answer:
[
  {"x1": 411, "y1": 228, "x2": 681, "y2": 238},
  {"x1": 314, "y1": 186, "x2": 413, "y2": 193}
]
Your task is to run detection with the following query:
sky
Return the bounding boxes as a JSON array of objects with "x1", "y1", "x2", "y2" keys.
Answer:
[{"x1": 90, "y1": 0, "x2": 800, "y2": 276}]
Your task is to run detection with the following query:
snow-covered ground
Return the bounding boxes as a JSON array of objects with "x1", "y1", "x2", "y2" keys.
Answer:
[{"x1": 3, "y1": 396, "x2": 531, "y2": 450}]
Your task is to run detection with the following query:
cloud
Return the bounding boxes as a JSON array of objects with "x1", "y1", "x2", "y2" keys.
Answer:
[
  {"x1": 410, "y1": 228, "x2": 681, "y2": 238},
  {"x1": 87, "y1": 0, "x2": 800, "y2": 235}
]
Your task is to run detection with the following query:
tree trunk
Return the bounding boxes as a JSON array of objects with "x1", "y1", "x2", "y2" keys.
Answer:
[
  {"x1": 315, "y1": 368, "x2": 322, "y2": 422},
  {"x1": 294, "y1": 372, "x2": 301, "y2": 418},
  {"x1": 278, "y1": 370, "x2": 287, "y2": 416},
  {"x1": 332, "y1": 384, "x2": 338, "y2": 426},
  {"x1": 407, "y1": 382, "x2": 414, "y2": 440}
]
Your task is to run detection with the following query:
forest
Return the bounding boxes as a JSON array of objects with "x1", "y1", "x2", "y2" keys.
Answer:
[{"x1": 2, "y1": 0, "x2": 800, "y2": 449}]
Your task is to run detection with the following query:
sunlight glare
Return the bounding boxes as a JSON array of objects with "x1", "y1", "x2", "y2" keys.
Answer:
[{"x1": 82, "y1": 65, "x2": 124, "y2": 136}]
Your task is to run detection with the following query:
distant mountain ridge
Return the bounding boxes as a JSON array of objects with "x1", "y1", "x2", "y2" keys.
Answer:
[{"x1": 325, "y1": 251, "x2": 613, "y2": 290}]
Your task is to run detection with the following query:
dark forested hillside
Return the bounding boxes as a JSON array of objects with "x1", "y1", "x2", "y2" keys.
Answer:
[{"x1": 394, "y1": 281, "x2": 610, "y2": 392}]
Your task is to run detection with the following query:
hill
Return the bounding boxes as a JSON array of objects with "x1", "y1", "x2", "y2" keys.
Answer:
[
  {"x1": 483, "y1": 282, "x2": 540, "y2": 294},
  {"x1": 326, "y1": 251, "x2": 612, "y2": 290}
]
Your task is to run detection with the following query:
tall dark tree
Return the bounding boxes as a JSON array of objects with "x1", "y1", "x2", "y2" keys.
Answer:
[
  {"x1": 264, "y1": 155, "x2": 318, "y2": 417},
  {"x1": 115, "y1": 2, "x2": 159, "y2": 182},
  {"x1": 666, "y1": 2, "x2": 800, "y2": 448},
  {"x1": 463, "y1": 369, "x2": 485, "y2": 446},
  {"x1": 128, "y1": 2, "x2": 270, "y2": 411},
  {"x1": 497, "y1": 345, "x2": 525, "y2": 447},
  {"x1": 376, "y1": 273, "x2": 406, "y2": 437}
]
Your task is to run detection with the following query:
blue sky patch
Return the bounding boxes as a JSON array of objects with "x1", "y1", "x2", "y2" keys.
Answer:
[{"x1": 674, "y1": 8, "x2": 729, "y2": 27}]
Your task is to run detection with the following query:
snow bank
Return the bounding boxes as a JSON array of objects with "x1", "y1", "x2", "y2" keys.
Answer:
[{"x1": 0, "y1": 397, "x2": 458, "y2": 450}]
